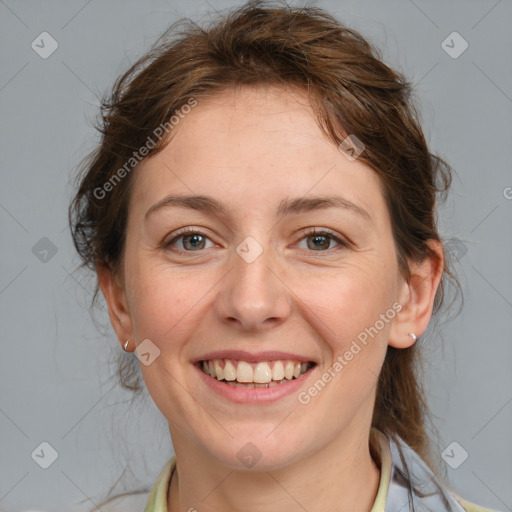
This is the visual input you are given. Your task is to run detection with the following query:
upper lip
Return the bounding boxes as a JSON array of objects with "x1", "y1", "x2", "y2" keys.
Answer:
[{"x1": 193, "y1": 350, "x2": 317, "y2": 364}]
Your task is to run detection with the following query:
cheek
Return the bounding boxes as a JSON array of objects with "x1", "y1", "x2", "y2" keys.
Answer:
[
  {"x1": 125, "y1": 261, "x2": 200, "y2": 348},
  {"x1": 293, "y1": 261, "x2": 395, "y2": 408},
  {"x1": 298, "y1": 261, "x2": 395, "y2": 343}
]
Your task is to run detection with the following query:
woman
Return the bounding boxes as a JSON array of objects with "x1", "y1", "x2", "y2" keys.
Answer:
[{"x1": 69, "y1": 1, "x2": 500, "y2": 511}]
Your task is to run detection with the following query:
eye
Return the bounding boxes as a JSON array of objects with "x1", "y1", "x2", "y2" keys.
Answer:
[
  {"x1": 296, "y1": 228, "x2": 348, "y2": 252},
  {"x1": 164, "y1": 229, "x2": 215, "y2": 252},
  {"x1": 163, "y1": 227, "x2": 349, "y2": 254}
]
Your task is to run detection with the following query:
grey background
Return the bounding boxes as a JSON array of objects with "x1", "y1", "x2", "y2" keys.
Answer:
[{"x1": 1, "y1": 0, "x2": 511, "y2": 511}]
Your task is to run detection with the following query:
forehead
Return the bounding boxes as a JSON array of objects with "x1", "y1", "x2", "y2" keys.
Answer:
[
  {"x1": 130, "y1": 85, "x2": 387, "y2": 226},
  {"x1": 162, "y1": 85, "x2": 329, "y2": 168}
]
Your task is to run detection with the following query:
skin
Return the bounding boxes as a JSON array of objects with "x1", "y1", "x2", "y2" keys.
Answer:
[{"x1": 98, "y1": 85, "x2": 444, "y2": 512}]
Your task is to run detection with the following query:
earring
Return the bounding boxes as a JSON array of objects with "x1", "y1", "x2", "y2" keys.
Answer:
[
  {"x1": 408, "y1": 332, "x2": 417, "y2": 342},
  {"x1": 123, "y1": 339, "x2": 130, "y2": 351}
]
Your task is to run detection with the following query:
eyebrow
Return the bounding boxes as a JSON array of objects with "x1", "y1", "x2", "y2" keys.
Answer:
[{"x1": 144, "y1": 194, "x2": 372, "y2": 223}]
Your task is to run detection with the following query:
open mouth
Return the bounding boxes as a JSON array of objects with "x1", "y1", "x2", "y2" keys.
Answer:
[{"x1": 198, "y1": 358, "x2": 316, "y2": 388}]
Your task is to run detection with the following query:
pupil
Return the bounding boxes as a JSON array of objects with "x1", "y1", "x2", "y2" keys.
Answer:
[
  {"x1": 309, "y1": 235, "x2": 328, "y2": 250},
  {"x1": 185, "y1": 234, "x2": 204, "y2": 249}
]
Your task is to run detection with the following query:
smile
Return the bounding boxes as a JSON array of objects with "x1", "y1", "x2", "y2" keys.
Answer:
[{"x1": 199, "y1": 358, "x2": 315, "y2": 388}]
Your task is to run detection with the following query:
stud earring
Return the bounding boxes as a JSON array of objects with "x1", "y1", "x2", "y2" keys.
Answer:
[
  {"x1": 123, "y1": 339, "x2": 130, "y2": 351},
  {"x1": 408, "y1": 332, "x2": 417, "y2": 342}
]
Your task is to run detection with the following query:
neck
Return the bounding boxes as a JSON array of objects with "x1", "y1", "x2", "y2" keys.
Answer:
[{"x1": 167, "y1": 427, "x2": 381, "y2": 512}]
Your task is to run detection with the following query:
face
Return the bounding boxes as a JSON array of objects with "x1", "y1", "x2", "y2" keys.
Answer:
[{"x1": 103, "y1": 85, "x2": 418, "y2": 470}]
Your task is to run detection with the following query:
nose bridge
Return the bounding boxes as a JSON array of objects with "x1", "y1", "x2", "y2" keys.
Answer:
[{"x1": 215, "y1": 234, "x2": 290, "y2": 330}]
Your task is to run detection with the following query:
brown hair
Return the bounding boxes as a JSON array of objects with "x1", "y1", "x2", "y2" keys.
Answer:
[{"x1": 68, "y1": 0, "x2": 461, "y2": 508}]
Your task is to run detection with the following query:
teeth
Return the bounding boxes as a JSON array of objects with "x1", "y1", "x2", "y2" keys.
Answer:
[
  {"x1": 223, "y1": 360, "x2": 237, "y2": 381},
  {"x1": 272, "y1": 361, "x2": 285, "y2": 380},
  {"x1": 214, "y1": 360, "x2": 224, "y2": 380},
  {"x1": 254, "y1": 362, "x2": 272, "y2": 383},
  {"x1": 226, "y1": 381, "x2": 255, "y2": 388},
  {"x1": 284, "y1": 361, "x2": 295, "y2": 380},
  {"x1": 200, "y1": 358, "x2": 313, "y2": 385},
  {"x1": 237, "y1": 361, "x2": 253, "y2": 383}
]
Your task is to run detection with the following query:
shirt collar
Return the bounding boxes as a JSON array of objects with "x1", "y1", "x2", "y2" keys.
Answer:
[
  {"x1": 143, "y1": 429, "x2": 477, "y2": 512},
  {"x1": 383, "y1": 432, "x2": 468, "y2": 512}
]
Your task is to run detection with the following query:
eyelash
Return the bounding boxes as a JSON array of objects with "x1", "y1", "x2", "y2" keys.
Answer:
[{"x1": 163, "y1": 227, "x2": 348, "y2": 254}]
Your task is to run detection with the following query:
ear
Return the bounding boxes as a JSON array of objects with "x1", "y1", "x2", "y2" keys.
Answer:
[
  {"x1": 96, "y1": 262, "x2": 134, "y2": 349},
  {"x1": 388, "y1": 239, "x2": 444, "y2": 349}
]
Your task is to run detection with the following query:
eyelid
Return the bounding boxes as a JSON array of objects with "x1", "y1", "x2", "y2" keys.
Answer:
[
  {"x1": 296, "y1": 227, "x2": 349, "y2": 249},
  {"x1": 163, "y1": 227, "x2": 216, "y2": 250},
  {"x1": 163, "y1": 226, "x2": 350, "y2": 253}
]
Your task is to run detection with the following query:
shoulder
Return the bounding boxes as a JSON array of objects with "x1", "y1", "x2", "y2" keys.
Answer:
[{"x1": 373, "y1": 429, "x2": 502, "y2": 512}]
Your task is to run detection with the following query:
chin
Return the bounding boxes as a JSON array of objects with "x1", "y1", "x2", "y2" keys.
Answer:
[{"x1": 202, "y1": 428, "x2": 306, "y2": 471}]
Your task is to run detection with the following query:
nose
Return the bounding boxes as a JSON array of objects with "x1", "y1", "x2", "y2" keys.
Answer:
[{"x1": 213, "y1": 239, "x2": 292, "y2": 332}]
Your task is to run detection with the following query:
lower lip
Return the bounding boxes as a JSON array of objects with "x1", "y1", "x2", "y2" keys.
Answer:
[{"x1": 195, "y1": 363, "x2": 316, "y2": 404}]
